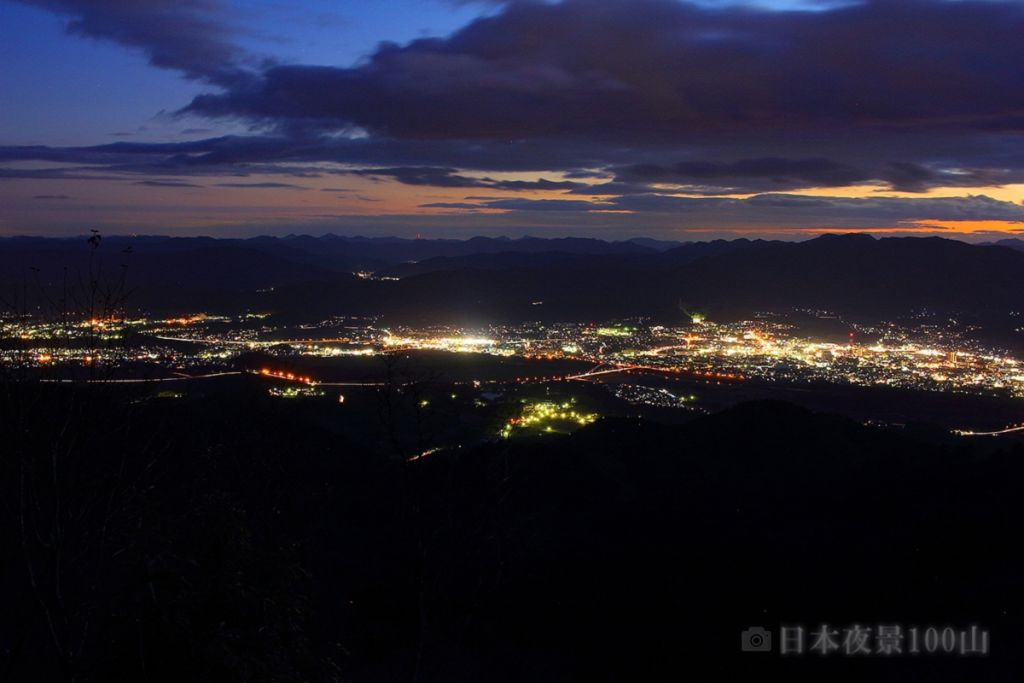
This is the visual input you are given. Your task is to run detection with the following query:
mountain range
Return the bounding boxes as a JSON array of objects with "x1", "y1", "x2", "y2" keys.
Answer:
[{"x1": 2, "y1": 233, "x2": 1023, "y2": 321}]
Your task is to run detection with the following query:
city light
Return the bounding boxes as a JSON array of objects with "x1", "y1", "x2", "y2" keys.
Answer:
[{"x1": 4, "y1": 311, "x2": 1024, "y2": 402}]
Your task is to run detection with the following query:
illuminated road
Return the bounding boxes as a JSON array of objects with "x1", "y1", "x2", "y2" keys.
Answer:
[
  {"x1": 954, "y1": 423, "x2": 1024, "y2": 437},
  {"x1": 40, "y1": 371, "x2": 242, "y2": 384},
  {"x1": 565, "y1": 365, "x2": 634, "y2": 380},
  {"x1": 566, "y1": 361, "x2": 743, "y2": 382},
  {"x1": 39, "y1": 369, "x2": 395, "y2": 388},
  {"x1": 154, "y1": 335, "x2": 249, "y2": 345},
  {"x1": 154, "y1": 335, "x2": 372, "y2": 347}
]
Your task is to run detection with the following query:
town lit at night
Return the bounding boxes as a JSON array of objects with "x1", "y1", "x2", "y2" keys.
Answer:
[{"x1": 3, "y1": 0, "x2": 1024, "y2": 679}]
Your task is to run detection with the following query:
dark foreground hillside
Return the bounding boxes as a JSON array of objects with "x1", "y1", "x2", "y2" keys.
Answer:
[{"x1": 2, "y1": 381, "x2": 1022, "y2": 681}]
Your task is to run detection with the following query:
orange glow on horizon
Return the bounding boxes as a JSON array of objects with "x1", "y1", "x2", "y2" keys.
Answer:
[
  {"x1": 904, "y1": 219, "x2": 1024, "y2": 234},
  {"x1": 677, "y1": 220, "x2": 1024, "y2": 237},
  {"x1": 3, "y1": 165, "x2": 1022, "y2": 238}
]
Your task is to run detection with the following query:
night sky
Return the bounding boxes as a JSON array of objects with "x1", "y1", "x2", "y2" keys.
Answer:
[{"x1": 1, "y1": 0, "x2": 1023, "y2": 239}]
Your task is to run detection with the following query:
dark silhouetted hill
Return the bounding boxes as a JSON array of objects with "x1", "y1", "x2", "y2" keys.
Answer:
[
  {"x1": 4, "y1": 233, "x2": 1024, "y2": 318},
  {"x1": 990, "y1": 238, "x2": 1024, "y2": 252},
  {"x1": 3, "y1": 385, "x2": 1022, "y2": 681}
]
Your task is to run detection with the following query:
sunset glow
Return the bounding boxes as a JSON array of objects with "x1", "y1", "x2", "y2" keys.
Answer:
[{"x1": 2, "y1": 0, "x2": 1023, "y2": 239}]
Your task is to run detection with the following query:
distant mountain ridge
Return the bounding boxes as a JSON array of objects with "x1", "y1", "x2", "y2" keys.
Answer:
[
  {"x1": 988, "y1": 238, "x2": 1024, "y2": 252},
  {"x1": 2, "y1": 233, "x2": 1023, "y2": 320},
  {"x1": 0, "y1": 234, "x2": 663, "y2": 275}
]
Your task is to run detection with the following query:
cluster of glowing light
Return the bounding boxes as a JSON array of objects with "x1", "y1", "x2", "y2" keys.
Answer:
[
  {"x1": 161, "y1": 314, "x2": 213, "y2": 326},
  {"x1": 625, "y1": 321, "x2": 1024, "y2": 397},
  {"x1": 596, "y1": 326, "x2": 633, "y2": 337},
  {"x1": 7, "y1": 311, "x2": 1024, "y2": 403},
  {"x1": 268, "y1": 386, "x2": 325, "y2": 399},
  {"x1": 499, "y1": 399, "x2": 599, "y2": 438},
  {"x1": 610, "y1": 384, "x2": 701, "y2": 410},
  {"x1": 354, "y1": 271, "x2": 399, "y2": 281},
  {"x1": 315, "y1": 346, "x2": 376, "y2": 356},
  {"x1": 383, "y1": 334, "x2": 498, "y2": 353},
  {"x1": 81, "y1": 316, "x2": 122, "y2": 329}
]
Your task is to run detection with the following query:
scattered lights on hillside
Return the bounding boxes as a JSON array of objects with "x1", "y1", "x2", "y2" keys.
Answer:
[
  {"x1": 268, "y1": 386, "x2": 325, "y2": 399},
  {"x1": 500, "y1": 399, "x2": 599, "y2": 439}
]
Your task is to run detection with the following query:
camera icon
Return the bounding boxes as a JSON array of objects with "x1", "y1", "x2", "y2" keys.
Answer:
[{"x1": 741, "y1": 627, "x2": 772, "y2": 652}]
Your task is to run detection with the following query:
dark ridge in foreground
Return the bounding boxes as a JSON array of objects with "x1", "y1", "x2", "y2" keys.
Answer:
[{"x1": 3, "y1": 383, "x2": 1021, "y2": 682}]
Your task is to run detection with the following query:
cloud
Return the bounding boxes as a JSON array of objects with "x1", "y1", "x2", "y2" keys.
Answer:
[
  {"x1": 348, "y1": 166, "x2": 583, "y2": 191},
  {"x1": 172, "y1": 0, "x2": 1024, "y2": 196},
  {"x1": 214, "y1": 182, "x2": 307, "y2": 189},
  {"x1": 425, "y1": 197, "x2": 606, "y2": 211},
  {"x1": 6, "y1": 130, "x2": 1020, "y2": 195},
  {"x1": 614, "y1": 158, "x2": 873, "y2": 193},
  {"x1": 351, "y1": 167, "x2": 492, "y2": 188},
  {"x1": 5, "y1": 0, "x2": 1024, "y2": 236},
  {"x1": 135, "y1": 180, "x2": 203, "y2": 188},
  {"x1": 14, "y1": 0, "x2": 247, "y2": 84},
  {"x1": 185, "y1": 0, "x2": 1024, "y2": 139},
  {"x1": 428, "y1": 192, "x2": 1024, "y2": 224},
  {"x1": 32, "y1": 194, "x2": 71, "y2": 200},
  {"x1": 0, "y1": 167, "x2": 125, "y2": 181},
  {"x1": 598, "y1": 192, "x2": 1024, "y2": 222},
  {"x1": 420, "y1": 202, "x2": 485, "y2": 210}
]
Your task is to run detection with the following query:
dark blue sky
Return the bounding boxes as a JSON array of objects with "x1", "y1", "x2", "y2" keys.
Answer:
[
  {"x1": 1, "y1": 0, "x2": 1022, "y2": 239},
  {"x1": 0, "y1": 1, "x2": 492, "y2": 145}
]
